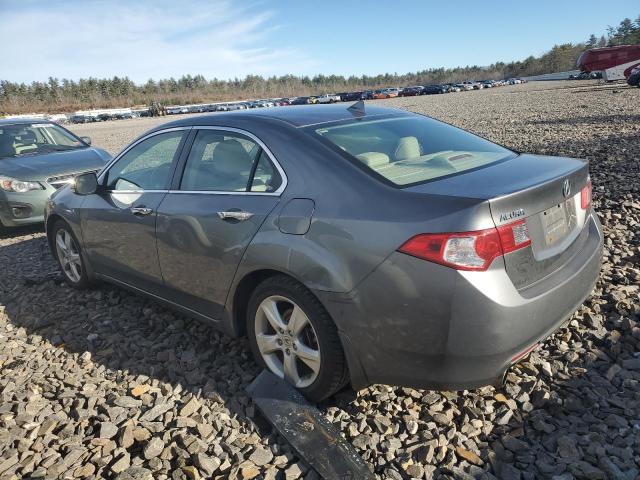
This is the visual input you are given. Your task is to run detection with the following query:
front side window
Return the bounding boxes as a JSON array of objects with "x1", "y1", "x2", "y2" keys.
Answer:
[
  {"x1": 0, "y1": 122, "x2": 86, "y2": 159},
  {"x1": 180, "y1": 130, "x2": 282, "y2": 193},
  {"x1": 106, "y1": 131, "x2": 183, "y2": 191},
  {"x1": 312, "y1": 115, "x2": 515, "y2": 187}
]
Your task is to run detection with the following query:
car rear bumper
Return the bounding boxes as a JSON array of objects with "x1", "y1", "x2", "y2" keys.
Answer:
[{"x1": 316, "y1": 212, "x2": 603, "y2": 391}]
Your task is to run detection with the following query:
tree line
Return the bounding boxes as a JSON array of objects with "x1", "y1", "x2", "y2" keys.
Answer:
[{"x1": 1, "y1": 14, "x2": 638, "y2": 115}]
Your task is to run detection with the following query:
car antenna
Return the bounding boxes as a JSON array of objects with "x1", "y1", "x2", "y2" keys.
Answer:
[{"x1": 347, "y1": 100, "x2": 365, "y2": 117}]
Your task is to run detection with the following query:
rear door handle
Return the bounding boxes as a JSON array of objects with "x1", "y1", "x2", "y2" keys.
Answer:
[
  {"x1": 217, "y1": 211, "x2": 253, "y2": 221},
  {"x1": 130, "y1": 207, "x2": 154, "y2": 216}
]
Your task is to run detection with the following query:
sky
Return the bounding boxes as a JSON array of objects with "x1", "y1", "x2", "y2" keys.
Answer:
[{"x1": 0, "y1": 0, "x2": 638, "y2": 84}]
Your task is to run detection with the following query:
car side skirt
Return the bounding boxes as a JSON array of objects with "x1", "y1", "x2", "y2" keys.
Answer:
[{"x1": 93, "y1": 272, "x2": 236, "y2": 336}]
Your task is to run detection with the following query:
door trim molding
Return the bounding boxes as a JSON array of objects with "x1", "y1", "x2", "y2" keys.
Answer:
[{"x1": 95, "y1": 272, "x2": 221, "y2": 324}]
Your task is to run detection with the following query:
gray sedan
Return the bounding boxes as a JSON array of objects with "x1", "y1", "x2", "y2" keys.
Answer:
[
  {"x1": 45, "y1": 104, "x2": 602, "y2": 401},
  {"x1": 0, "y1": 118, "x2": 111, "y2": 229}
]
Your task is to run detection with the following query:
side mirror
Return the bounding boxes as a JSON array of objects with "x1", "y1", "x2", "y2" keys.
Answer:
[
  {"x1": 81, "y1": 136, "x2": 92, "y2": 145},
  {"x1": 73, "y1": 171, "x2": 98, "y2": 195}
]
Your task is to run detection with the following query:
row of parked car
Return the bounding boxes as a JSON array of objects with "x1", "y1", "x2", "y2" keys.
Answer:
[
  {"x1": 290, "y1": 78, "x2": 527, "y2": 104},
  {"x1": 568, "y1": 71, "x2": 602, "y2": 80},
  {"x1": 384, "y1": 78, "x2": 525, "y2": 97},
  {"x1": 162, "y1": 78, "x2": 527, "y2": 113},
  {"x1": 36, "y1": 77, "x2": 527, "y2": 125},
  {"x1": 69, "y1": 112, "x2": 138, "y2": 123}
]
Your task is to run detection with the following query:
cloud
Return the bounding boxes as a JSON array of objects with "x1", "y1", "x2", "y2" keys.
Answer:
[{"x1": 0, "y1": 0, "x2": 316, "y2": 83}]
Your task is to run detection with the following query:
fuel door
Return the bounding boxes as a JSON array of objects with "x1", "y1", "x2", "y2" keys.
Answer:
[{"x1": 278, "y1": 198, "x2": 315, "y2": 235}]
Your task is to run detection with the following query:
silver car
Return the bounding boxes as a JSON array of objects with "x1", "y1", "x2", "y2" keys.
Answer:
[
  {"x1": 0, "y1": 118, "x2": 111, "y2": 229},
  {"x1": 45, "y1": 104, "x2": 602, "y2": 401}
]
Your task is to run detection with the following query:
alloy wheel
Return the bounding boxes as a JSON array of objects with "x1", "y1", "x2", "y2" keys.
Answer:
[
  {"x1": 254, "y1": 295, "x2": 321, "y2": 388},
  {"x1": 55, "y1": 229, "x2": 82, "y2": 283}
]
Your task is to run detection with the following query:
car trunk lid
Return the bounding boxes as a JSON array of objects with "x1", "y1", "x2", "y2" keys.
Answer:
[{"x1": 406, "y1": 153, "x2": 591, "y2": 289}]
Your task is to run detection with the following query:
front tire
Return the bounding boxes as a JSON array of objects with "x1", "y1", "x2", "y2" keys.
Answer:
[
  {"x1": 51, "y1": 220, "x2": 93, "y2": 289},
  {"x1": 247, "y1": 275, "x2": 348, "y2": 402}
]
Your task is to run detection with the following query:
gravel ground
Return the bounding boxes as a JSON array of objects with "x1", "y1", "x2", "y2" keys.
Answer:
[{"x1": 1, "y1": 80, "x2": 639, "y2": 479}]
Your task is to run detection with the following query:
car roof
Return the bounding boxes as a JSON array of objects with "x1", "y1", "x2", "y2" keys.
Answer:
[
  {"x1": 158, "y1": 104, "x2": 408, "y2": 129},
  {"x1": 0, "y1": 117, "x2": 50, "y2": 126}
]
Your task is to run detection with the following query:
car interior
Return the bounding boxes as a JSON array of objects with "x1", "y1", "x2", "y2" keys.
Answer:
[
  {"x1": 0, "y1": 124, "x2": 82, "y2": 159},
  {"x1": 316, "y1": 117, "x2": 512, "y2": 185},
  {"x1": 180, "y1": 132, "x2": 280, "y2": 193},
  {"x1": 182, "y1": 136, "x2": 256, "y2": 192},
  {"x1": 0, "y1": 128, "x2": 39, "y2": 157}
]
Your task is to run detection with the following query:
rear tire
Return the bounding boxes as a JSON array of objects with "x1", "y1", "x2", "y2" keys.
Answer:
[
  {"x1": 247, "y1": 275, "x2": 348, "y2": 402},
  {"x1": 51, "y1": 220, "x2": 93, "y2": 289}
]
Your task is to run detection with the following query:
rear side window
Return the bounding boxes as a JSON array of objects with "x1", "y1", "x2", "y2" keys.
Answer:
[
  {"x1": 251, "y1": 151, "x2": 282, "y2": 192},
  {"x1": 180, "y1": 129, "x2": 282, "y2": 193},
  {"x1": 181, "y1": 130, "x2": 259, "y2": 191},
  {"x1": 312, "y1": 116, "x2": 515, "y2": 187}
]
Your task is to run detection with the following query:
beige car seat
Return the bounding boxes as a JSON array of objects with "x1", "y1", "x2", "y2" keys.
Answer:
[
  {"x1": 394, "y1": 136, "x2": 421, "y2": 160},
  {"x1": 13, "y1": 130, "x2": 38, "y2": 155},
  {"x1": 356, "y1": 152, "x2": 390, "y2": 169}
]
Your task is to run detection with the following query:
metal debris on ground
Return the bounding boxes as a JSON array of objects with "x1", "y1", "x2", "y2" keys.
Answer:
[{"x1": 247, "y1": 370, "x2": 375, "y2": 480}]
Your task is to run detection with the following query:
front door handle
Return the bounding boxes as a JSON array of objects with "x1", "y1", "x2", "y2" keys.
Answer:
[
  {"x1": 217, "y1": 211, "x2": 254, "y2": 221},
  {"x1": 130, "y1": 206, "x2": 154, "y2": 216}
]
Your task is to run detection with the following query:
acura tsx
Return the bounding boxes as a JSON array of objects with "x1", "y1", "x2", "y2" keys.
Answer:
[{"x1": 45, "y1": 103, "x2": 602, "y2": 401}]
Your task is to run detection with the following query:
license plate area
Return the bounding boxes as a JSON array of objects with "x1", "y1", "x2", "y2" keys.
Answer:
[{"x1": 541, "y1": 200, "x2": 576, "y2": 246}]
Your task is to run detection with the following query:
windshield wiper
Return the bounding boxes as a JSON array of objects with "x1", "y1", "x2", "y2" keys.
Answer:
[{"x1": 38, "y1": 144, "x2": 80, "y2": 152}]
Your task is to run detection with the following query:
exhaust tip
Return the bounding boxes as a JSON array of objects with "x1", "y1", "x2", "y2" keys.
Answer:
[
  {"x1": 500, "y1": 368, "x2": 509, "y2": 388},
  {"x1": 492, "y1": 368, "x2": 509, "y2": 389}
]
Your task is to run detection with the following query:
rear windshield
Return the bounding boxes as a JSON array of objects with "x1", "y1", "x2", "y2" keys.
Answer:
[{"x1": 312, "y1": 115, "x2": 515, "y2": 186}]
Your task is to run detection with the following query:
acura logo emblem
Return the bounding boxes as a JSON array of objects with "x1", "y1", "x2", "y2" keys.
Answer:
[{"x1": 562, "y1": 179, "x2": 571, "y2": 198}]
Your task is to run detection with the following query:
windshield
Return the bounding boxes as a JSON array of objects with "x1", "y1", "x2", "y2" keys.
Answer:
[
  {"x1": 312, "y1": 115, "x2": 516, "y2": 187},
  {"x1": 0, "y1": 122, "x2": 86, "y2": 159}
]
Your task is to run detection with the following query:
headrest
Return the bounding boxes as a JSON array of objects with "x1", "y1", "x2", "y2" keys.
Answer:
[
  {"x1": 395, "y1": 136, "x2": 421, "y2": 160},
  {"x1": 356, "y1": 152, "x2": 390, "y2": 168},
  {"x1": 15, "y1": 130, "x2": 37, "y2": 144},
  {"x1": 212, "y1": 139, "x2": 252, "y2": 174}
]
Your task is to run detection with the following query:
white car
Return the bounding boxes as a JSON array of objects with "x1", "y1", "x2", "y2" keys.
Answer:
[
  {"x1": 316, "y1": 94, "x2": 342, "y2": 104},
  {"x1": 256, "y1": 100, "x2": 275, "y2": 107}
]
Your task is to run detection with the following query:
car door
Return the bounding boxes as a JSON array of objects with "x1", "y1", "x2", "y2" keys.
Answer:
[
  {"x1": 155, "y1": 127, "x2": 286, "y2": 320},
  {"x1": 80, "y1": 128, "x2": 188, "y2": 293}
]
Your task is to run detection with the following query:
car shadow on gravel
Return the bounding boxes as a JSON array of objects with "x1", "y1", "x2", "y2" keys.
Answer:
[
  {"x1": 1, "y1": 223, "x2": 639, "y2": 479},
  {"x1": 0, "y1": 234, "x2": 266, "y2": 428},
  {"x1": 0, "y1": 223, "x2": 43, "y2": 240}
]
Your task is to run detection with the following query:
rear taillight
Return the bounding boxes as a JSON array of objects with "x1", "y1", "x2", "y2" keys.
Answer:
[
  {"x1": 398, "y1": 219, "x2": 530, "y2": 271},
  {"x1": 497, "y1": 219, "x2": 531, "y2": 254},
  {"x1": 581, "y1": 179, "x2": 592, "y2": 210}
]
